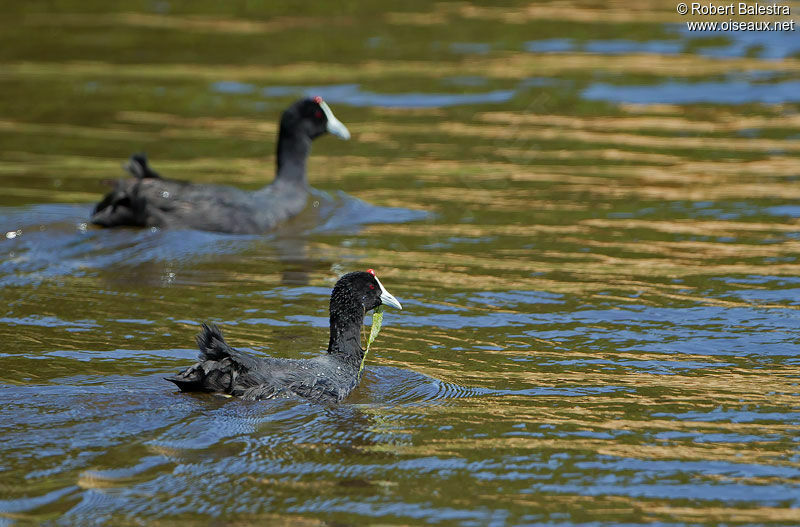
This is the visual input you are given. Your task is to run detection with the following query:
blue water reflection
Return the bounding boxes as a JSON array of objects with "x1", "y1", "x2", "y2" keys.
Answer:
[
  {"x1": 583, "y1": 79, "x2": 800, "y2": 105},
  {"x1": 212, "y1": 82, "x2": 515, "y2": 108}
]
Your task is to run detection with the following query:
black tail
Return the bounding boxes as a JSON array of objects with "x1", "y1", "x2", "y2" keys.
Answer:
[
  {"x1": 165, "y1": 323, "x2": 261, "y2": 393},
  {"x1": 90, "y1": 153, "x2": 160, "y2": 228},
  {"x1": 125, "y1": 153, "x2": 161, "y2": 179},
  {"x1": 196, "y1": 323, "x2": 264, "y2": 371},
  {"x1": 90, "y1": 180, "x2": 149, "y2": 227},
  {"x1": 195, "y1": 323, "x2": 234, "y2": 362}
]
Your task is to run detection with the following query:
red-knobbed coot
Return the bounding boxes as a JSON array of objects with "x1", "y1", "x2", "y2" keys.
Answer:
[
  {"x1": 91, "y1": 97, "x2": 350, "y2": 233},
  {"x1": 165, "y1": 270, "x2": 402, "y2": 403}
]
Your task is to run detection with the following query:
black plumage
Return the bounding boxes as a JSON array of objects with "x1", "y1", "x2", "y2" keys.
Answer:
[
  {"x1": 90, "y1": 97, "x2": 350, "y2": 234},
  {"x1": 165, "y1": 270, "x2": 403, "y2": 403}
]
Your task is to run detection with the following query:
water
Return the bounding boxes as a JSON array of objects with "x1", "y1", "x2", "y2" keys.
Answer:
[{"x1": 2, "y1": 1, "x2": 800, "y2": 525}]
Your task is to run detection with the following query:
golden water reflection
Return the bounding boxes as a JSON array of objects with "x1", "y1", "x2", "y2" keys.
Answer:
[{"x1": 2, "y1": 0, "x2": 800, "y2": 524}]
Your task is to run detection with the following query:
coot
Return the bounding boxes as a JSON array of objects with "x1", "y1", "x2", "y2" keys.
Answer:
[
  {"x1": 91, "y1": 97, "x2": 350, "y2": 233},
  {"x1": 166, "y1": 270, "x2": 402, "y2": 402}
]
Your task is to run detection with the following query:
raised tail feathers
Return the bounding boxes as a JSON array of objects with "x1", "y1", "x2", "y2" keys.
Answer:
[
  {"x1": 90, "y1": 153, "x2": 160, "y2": 228},
  {"x1": 165, "y1": 323, "x2": 263, "y2": 394},
  {"x1": 165, "y1": 323, "x2": 235, "y2": 393},
  {"x1": 125, "y1": 153, "x2": 161, "y2": 179},
  {"x1": 196, "y1": 323, "x2": 264, "y2": 371},
  {"x1": 195, "y1": 323, "x2": 233, "y2": 362}
]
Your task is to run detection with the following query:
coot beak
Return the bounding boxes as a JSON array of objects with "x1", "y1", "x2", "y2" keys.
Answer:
[
  {"x1": 374, "y1": 274, "x2": 402, "y2": 310},
  {"x1": 319, "y1": 100, "x2": 351, "y2": 140}
]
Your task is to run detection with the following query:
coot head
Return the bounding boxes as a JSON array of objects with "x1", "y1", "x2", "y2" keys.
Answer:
[
  {"x1": 281, "y1": 96, "x2": 351, "y2": 141},
  {"x1": 331, "y1": 269, "x2": 402, "y2": 316}
]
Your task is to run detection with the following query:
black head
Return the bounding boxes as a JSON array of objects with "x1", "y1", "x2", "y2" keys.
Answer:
[
  {"x1": 330, "y1": 270, "x2": 402, "y2": 316},
  {"x1": 280, "y1": 97, "x2": 351, "y2": 141}
]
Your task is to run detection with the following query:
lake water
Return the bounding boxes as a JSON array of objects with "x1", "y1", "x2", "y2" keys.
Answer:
[{"x1": 2, "y1": 1, "x2": 800, "y2": 525}]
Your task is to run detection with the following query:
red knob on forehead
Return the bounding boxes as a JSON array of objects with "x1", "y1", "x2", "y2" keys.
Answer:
[
  {"x1": 366, "y1": 269, "x2": 375, "y2": 276},
  {"x1": 313, "y1": 96, "x2": 323, "y2": 104}
]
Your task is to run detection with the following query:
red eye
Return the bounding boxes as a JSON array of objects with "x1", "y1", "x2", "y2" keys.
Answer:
[
  {"x1": 368, "y1": 284, "x2": 375, "y2": 290},
  {"x1": 315, "y1": 110, "x2": 322, "y2": 119}
]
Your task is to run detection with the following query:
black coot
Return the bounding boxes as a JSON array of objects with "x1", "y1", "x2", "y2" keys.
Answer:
[
  {"x1": 91, "y1": 97, "x2": 350, "y2": 233},
  {"x1": 165, "y1": 270, "x2": 402, "y2": 403}
]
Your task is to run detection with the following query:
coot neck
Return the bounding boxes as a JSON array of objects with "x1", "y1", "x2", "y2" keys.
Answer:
[
  {"x1": 327, "y1": 295, "x2": 366, "y2": 367},
  {"x1": 275, "y1": 127, "x2": 311, "y2": 185}
]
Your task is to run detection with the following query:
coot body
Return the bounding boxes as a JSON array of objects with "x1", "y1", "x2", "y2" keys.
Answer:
[
  {"x1": 165, "y1": 270, "x2": 402, "y2": 403},
  {"x1": 91, "y1": 97, "x2": 350, "y2": 234}
]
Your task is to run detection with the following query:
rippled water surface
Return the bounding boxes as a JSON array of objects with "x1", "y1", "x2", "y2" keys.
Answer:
[{"x1": 2, "y1": 1, "x2": 800, "y2": 525}]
